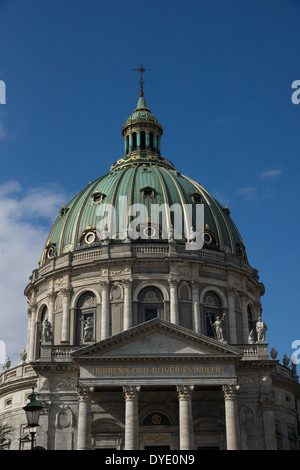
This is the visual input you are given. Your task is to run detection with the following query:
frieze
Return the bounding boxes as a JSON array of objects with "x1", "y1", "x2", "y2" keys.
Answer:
[{"x1": 87, "y1": 363, "x2": 233, "y2": 379}]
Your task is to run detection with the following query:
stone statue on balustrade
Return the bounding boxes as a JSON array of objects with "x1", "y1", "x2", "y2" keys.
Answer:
[
  {"x1": 213, "y1": 313, "x2": 226, "y2": 342},
  {"x1": 40, "y1": 318, "x2": 53, "y2": 344},
  {"x1": 256, "y1": 317, "x2": 267, "y2": 343}
]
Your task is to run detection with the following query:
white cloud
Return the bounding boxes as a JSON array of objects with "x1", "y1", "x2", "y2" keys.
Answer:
[
  {"x1": 259, "y1": 169, "x2": 282, "y2": 180},
  {"x1": 0, "y1": 181, "x2": 67, "y2": 367},
  {"x1": 236, "y1": 187, "x2": 256, "y2": 200}
]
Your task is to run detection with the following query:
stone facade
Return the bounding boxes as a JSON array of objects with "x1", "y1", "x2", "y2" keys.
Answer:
[
  {"x1": 0, "y1": 89, "x2": 299, "y2": 450},
  {"x1": 1, "y1": 242, "x2": 299, "y2": 450}
]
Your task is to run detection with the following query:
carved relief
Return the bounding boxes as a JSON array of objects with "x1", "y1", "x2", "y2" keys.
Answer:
[{"x1": 55, "y1": 405, "x2": 74, "y2": 429}]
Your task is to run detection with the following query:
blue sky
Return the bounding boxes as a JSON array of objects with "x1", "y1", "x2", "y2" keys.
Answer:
[{"x1": 0, "y1": 0, "x2": 299, "y2": 368}]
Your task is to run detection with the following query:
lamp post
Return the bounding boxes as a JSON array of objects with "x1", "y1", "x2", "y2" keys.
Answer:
[{"x1": 23, "y1": 388, "x2": 43, "y2": 450}]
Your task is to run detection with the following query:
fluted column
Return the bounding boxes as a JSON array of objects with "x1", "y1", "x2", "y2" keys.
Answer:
[
  {"x1": 177, "y1": 385, "x2": 194, "y2": 450},
  {"x1": 47, "y1": 292, "x2": 56, "y2": 331},
  {"x1": 100, "y1": 281, "x2": 110, "y2": 340},
  {"x1": 260, "y1": 394, "x2": 277, "y2": 449},
  {"x1": 27, "y1": 302, "x2": 37, "y2": 361},
  {"x1": 61, "y1": 288, "x2": 71, "y2": 343},
  {"x1": 191, "y1": 281, "x2": 201, "y2": 334},
  {"x1": 223, "y1": 384, "x2": 241, "y2": 450},
  {"x1": 169, "y1": 278, "x2": 179, "y2": 325},
  {"x1": 123, "y1": 279, "x2": 132, "y2": 331},
  {"x1": 227, "y1": 289, "x2": 237, "y2": 344},
  {"x1": 241, "y1": 295, "x2": 250, "y2": 343},
  {"x1": 123, "y1": 386, "x2": 141, "y2": 450},
  {"x1": 77, "y1": 386, "x2": 94, "y2": 450}
]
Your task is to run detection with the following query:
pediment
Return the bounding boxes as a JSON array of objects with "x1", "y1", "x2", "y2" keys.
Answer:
[{"x1": 72, "y1": 318, "x2": 242, "y2": 361}]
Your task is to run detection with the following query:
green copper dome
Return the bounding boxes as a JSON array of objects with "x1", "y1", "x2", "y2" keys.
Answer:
[{"x1": 40, "y1": 93, "x2": 247, "y2": 266}]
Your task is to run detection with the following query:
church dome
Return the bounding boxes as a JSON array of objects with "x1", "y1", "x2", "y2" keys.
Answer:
[{"x1": 40, "y1": 93, "x2": 247, "y2": 266}]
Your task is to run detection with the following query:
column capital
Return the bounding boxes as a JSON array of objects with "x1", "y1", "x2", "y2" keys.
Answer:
[
  {"x1": 123, "y1": 385, "x2": 141, "y2": 400},
  {"x1": 260, "y1": 393, "x2": 275, "y2": 411},
  {"x1": 177, "y1": 384, "x2": 194, "y2": 400},
  {"x1": 122, "y1": 278, "x2": 133, "y2": 287},
  {"x1": 28, "y1": 301, "x2": 38, "y2": 312},
  {"x1": 100, "y1": 279, "x2": 110, "y2": 289},
  {"x1": 77, "y1": 386, "x2": 94, "y2": 402},
  {"x1": 222, "y1": 383, "x2": 240, "y2": 399},
  {"x1": 47, "y1": 291, "x2": 56, "y2": 302},
  {"x1": 168, "y1": 277, "x2": 179, "y2": 287},
  {"x1": 61, "y1": 287, "x2": 72, "y2": 296}
]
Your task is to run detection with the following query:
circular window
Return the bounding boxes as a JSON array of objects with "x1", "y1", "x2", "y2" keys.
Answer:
[
  {"x1": 203, "y1": 232, "x2": 212, "y2": 244},
  {"x1": 142, "y1": 225, "x2": 157, "y2": 239},
  {"x1": 84, "y1": 232, "x2": 96, "y2": 244},
  {"x1": 47, "y1": 246, "x2": 55, "y2": 259}
]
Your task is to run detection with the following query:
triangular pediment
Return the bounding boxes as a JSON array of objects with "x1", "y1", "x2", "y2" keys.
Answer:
[{"x1": 72, "y1": 318, "x2": 242, "y2": 361}]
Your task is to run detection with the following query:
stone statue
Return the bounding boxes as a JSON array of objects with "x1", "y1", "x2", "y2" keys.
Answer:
[
  {"x1": 41, "y1": 318, "x2": 53, "y2": 343},
  {"x1": 256, "y1": 317, "x2": 267, "y2": 343},
  {"x1": 270, "y1": 347, "x2": 278, "y2": 360},
  {"x1": 82, "y1": 317, "x2": 93, "y2": 342},
  {"x1": 248, "y1": 329, "x2": 255, "y2": 344},
  {"x1": 213, "y1": 313, "x2": 226, "y2": 342},
  {"x1": 283, "y1": 354, "x2": 290, "y2": 368},
  {"x1": 20, "y1": 349, "x2": 27, "y2": 364},
  {"x1": 1, "y1": 357, "x2": 11, "y2": 372}
]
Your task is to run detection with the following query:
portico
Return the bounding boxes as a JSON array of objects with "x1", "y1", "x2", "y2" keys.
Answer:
[{"x1": 72, "y1": 318, "x2": 242, "y2": 450}]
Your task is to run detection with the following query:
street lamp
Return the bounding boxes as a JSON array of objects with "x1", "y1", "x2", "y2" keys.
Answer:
[{"x1": 23, "y1": 388, "x2": 43, "y2": 450}]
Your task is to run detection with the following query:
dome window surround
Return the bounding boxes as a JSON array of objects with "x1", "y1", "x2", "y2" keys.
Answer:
[
  {"x1": 237, "y1": 243, "x2": 247, "y2": 259},
  {"x1": 202, "y1": 225, "x2": 218, "y2": 246},
  {"x1": 45, "y1": 241, "x2": 56, "y2": 260},
  {"x1": 80, "y1": 226, "x2": 98, "y2": 245},
  {"x1": 91, "y1": 191, "x2": 106, "y2": 205},
  {"x1": 190, "y1": 191, "x2": 202, "y2": 204},
  {"x1": 141, "y1": 184, "x2": 156, "y2": 199},
  {"x1": 59, "y1": 205, "x2": 69, "y2": 218}
]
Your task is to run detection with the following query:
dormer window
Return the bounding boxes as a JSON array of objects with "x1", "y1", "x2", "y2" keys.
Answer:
[
  {"x1": 59, "y1": 205, "x2": 69, "y2": 218},
  {"x1": 190, "y1": 192, "x2": 202, "y2": 204},
  {"x1": 91, "y1": 192, "x2": 106, "y2": 205},
  {"x1": 141, "y1": 184, "x2": 156, "y2": 198}
]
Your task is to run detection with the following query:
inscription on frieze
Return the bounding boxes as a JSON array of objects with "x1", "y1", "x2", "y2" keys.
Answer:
[{"x1": 87, "y1": 364, "x2": 232, "y2": 378}]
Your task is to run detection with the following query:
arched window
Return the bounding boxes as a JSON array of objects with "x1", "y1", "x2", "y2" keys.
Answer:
[
  {"x1": 203, "y1": 291, "x2": 223, "y2": 338},
  {"x1": 178, "y1": 283, "x2": 192, "y2": 330},
  {"x1": 132, "y1": 132, "x2": 137, "y2": 150},
  {"x1": 142, "y1": 412, "x2": 171, "y2": 426},
  {"x1": 149, "y1": 132, "x2": 154, "y2": 150},
  {"x1": 138, "y1": 287, "x2": 164, "y2": 324},
  {"x1": 76, "y1": 292, "x2": 96, "y2": 344},
  {"x1": 126, "y1": 135, "x2": 129, "y2": 154},
  {"x1": 140, "y1": 131, "x2": 146, "y2": 150},
  {"x1": 247, "y1": 305, "x2": 255, "y2": 337}
]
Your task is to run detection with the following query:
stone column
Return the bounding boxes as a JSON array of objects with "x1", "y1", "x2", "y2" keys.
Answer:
[
  {"x1": 241, "y1": 295, "x2": 250, "y2": 343},
  {"x1": 191, "y1": 281, "x2": 201, "y2": 334},
  {"x1": 77, "y1": 386, "x2": 94, "y2": 450},
  {"x1": 227, "y1": 289, "x2": 237, "y2": 344},
  {"x1": 100, "y1": 281, "x2": 110, "y2": 340},
  {"x1": 123, "y1": 279, "x2": 132, "y2": 331},
  {"x1": 223, "y1": 384, "x2": 241, "y2": 450},
  {"x1": 177, "y1": 385, "x2": 194, "y2": 450},
  {"x1": 27, "y1": 302, "x2": 37, "y2": 361},
  {"x1": 47, "y1": 292, "x2": 56, "y2": 330},
  {"x1": 169, "y1": 278, "x2": 179, "y2": 325},
  {"x1": 261, "y1": 394, "x2": 277, "y2": 449},
  {"x1": 123, "y1": 386, "x2": 141, "y2": 450},
  {"x1": 61, "y1": 288, "x2": 71, "y2": 343}
]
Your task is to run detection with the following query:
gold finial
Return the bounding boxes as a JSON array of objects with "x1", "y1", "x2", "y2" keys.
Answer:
[{"x1": 132, "y1": 61, "x2": 151, "y2": 97}]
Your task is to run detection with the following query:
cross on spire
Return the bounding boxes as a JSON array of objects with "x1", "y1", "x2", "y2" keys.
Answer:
[{"x1": 132, "y1": 61, "x2": 151, "y2": 96}]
